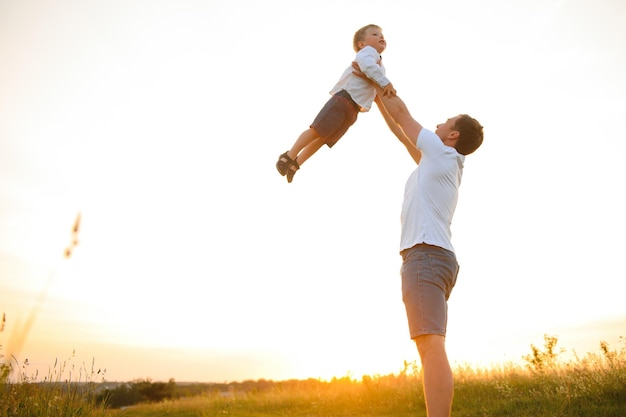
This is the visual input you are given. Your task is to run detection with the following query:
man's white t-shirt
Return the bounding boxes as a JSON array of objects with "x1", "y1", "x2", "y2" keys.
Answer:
[{"x1": 400, "y1": 128, "x2": 465, "y2": 254}]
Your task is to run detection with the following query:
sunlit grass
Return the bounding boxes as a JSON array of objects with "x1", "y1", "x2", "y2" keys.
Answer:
[
  {"x1": 100, "y1": 335, "x2": 626, "y2": 417},
  {"x1": 0, "y1": 332, "x2": 624, "y2": 416},
  {"x1": 0, "y1": 213, "x2": 109, "y2": 417},
  {"x1": 0, "y1": 350, "x2": 108, "y2": 417}
]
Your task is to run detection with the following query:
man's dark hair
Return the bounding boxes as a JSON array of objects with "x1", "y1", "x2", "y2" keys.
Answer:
[{"x1": 454, "y1": 114, "x2": 483, "y2": 155}]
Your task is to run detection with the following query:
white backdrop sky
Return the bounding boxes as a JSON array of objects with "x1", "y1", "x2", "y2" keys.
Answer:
[{"x1": 1, "y1": 0, "x2": 625, "y2": 382}]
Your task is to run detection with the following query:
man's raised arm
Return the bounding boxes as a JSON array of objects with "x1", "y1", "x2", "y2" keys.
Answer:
[
  {"x1": 374, "y1": 96, "x2": 422, "y2": 164},
  {"x1": 373, "y1": 84, "x2": 423, "y2": 145},
  {"x1": 352, "y1": 61, "x2": 423, "y2": 163}
]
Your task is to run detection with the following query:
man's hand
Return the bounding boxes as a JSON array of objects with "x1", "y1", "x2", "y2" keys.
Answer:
[
  {"x1": 351, "y1": 61, "x2": 396, "y2": 97},
  {"x1": 352, "y1": 61, "x2": 368, "y2": 80}
]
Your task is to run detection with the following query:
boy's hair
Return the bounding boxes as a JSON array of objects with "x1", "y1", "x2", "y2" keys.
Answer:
[
  {"x1": 454, "y1": 114, "x2": 484, "y2": 155},
  {"x1": 353, "y1": 24, "x2": 381, "y2": 52}
]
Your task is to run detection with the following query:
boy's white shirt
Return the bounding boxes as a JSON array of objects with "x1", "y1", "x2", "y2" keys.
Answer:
[{"x1": 330, "y1": 45, "x2": 390, "y2": 111}]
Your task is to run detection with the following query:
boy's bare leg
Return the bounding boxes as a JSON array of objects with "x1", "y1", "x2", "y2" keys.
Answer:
[
  {"x1": 415, "y1": 335, "x2": 453, "y2": 417},
  {"x1": 287, "y1": 128, "x2": 319, "y2": 161},
  {"x1": 293, "y1": 138, "x2": 324, "y2": 167}
]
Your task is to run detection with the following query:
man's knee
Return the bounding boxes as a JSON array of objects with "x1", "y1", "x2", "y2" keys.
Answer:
[{"x1": 414, "y1": 334, "x2": 446, "y2": 359}]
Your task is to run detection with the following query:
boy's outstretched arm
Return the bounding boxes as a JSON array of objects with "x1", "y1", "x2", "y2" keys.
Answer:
[{"x1": 355, "y1": 47, "x2": 396, "y2": 97}]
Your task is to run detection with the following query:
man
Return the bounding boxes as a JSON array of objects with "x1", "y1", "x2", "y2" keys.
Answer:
[{"x1": 358, "y1": 66, "x2": 483, "y2": 417}]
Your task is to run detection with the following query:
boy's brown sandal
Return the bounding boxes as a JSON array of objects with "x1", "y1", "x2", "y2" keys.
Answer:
[
  {"x1": 286, "y1": 159, "x2": 299, "y2": 183},
  {"x1": 276, "y1": 152, "x2": 293, "y2": 176}
]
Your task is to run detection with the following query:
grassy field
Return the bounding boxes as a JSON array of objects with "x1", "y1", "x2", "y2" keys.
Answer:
[
  {"x1": 2, "y1": 335, "x2": 624, "y2": 417},
  {"x1": 103, "y1": 338, "x2": 626, "y2": 417},
  {"x1": 0, "y1": 352, "x2": 108, "y2": 417}
]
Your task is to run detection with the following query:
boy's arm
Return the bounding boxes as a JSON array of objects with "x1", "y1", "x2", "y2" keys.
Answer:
[
  {"x1": 374, "y1": 96, "x2": 422, "y2": 164},
  {"x1": 355, "y1": 47, "x2": 396, "y2": 97}
]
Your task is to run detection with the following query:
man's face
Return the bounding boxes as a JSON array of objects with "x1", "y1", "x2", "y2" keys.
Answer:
[{"x1": 435, "y1": 115, "x2": 462, "y2": 144}]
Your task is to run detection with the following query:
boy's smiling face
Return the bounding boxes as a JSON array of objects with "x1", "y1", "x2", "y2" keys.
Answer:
[{"x1": 359, "y1": 27, "x2": 386, "y2": 53}]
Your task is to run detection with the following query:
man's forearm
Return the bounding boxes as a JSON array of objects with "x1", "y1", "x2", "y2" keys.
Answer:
[
  {"x1": 375, "y1": 96, "x2": 404, "y2": 139},
  {"x1": 374, "y1": 96, "x2": 422, "y2": 164},
  {"x1": 373, "y1": 84, "x2": 422, "y2": 144}
]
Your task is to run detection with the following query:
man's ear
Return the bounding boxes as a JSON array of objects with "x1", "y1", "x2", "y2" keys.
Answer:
[{"x1": 449, "y1": 130, "x2": 460, "y2": 140}]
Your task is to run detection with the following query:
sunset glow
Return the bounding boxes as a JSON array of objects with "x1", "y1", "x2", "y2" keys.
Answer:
[{"x1": 1, "y1": 0, "x2": 625, "y2": 383}]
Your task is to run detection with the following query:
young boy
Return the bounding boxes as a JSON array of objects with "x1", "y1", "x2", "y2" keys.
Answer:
[{"x1": 276, "y1": 24, "x2": 396, "y2": 183}]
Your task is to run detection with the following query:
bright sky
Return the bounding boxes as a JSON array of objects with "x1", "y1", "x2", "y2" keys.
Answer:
[{"x1": 1, "y1": 0, "x2": 625, "y2": 383}]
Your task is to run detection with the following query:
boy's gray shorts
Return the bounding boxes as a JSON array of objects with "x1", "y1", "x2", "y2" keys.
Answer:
[{"x1": 310, "y1": 90, "x2": 359, "y2": 147}]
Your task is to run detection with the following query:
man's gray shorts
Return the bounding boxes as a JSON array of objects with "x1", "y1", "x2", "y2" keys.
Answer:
[{"x1": 400, "y1": 243, "x2": 459, "y2": 339}]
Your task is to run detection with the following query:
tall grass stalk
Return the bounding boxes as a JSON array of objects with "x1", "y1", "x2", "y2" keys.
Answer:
[
  {"x1": 0, "y1": 351, "x2": 108, "y2": 417},
  {"x1": 0, "y1": 213, "x2": 107, "y2": 416}
]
